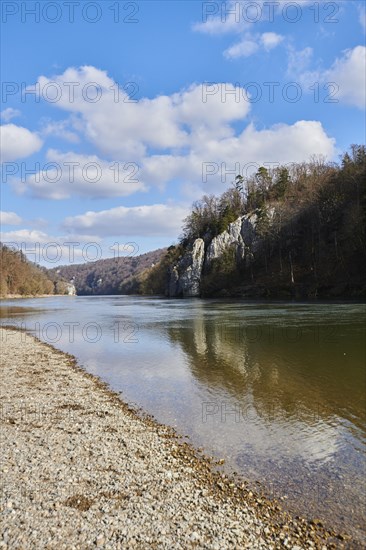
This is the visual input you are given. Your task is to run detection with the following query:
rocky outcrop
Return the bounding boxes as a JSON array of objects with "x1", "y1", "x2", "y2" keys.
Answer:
[
  {"x1": 168, "y1": 215, "x2": 262, "y2": 297},
  {"x1": 205, "y1": 213, "x2": 262, "y2": 269},
  {"x1": 205, "y1": 217, "x2": 246, "y2": 268},
  {"x1": 169, "y1": 239, "x2": 205, "y2": 297},
  {"x1": 67, "y1": 283, "x2": 77, "y2": 296},
  {"x1": 241, "y1": 213, "x2": 258, "y2": 249}
]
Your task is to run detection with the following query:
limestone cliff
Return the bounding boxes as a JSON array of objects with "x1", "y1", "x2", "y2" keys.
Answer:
[
  {"x1": 168, "y1": 215, "x2": 259, "y2": 297},
  {"x1": 205, "y1": 217, "x2": 245, "y2": 268},
  {"x1": 168, "y1": 238, "x2": 205, "y2": 297}
]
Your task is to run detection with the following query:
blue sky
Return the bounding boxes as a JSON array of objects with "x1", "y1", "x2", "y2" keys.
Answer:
[{"x1": 1, "y1": 0, "x2": 365, "y2": 266}]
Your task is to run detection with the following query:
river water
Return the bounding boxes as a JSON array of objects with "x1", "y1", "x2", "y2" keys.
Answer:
[{"x1": 1, "y1": 296, "x2": 365, "y2": 542}]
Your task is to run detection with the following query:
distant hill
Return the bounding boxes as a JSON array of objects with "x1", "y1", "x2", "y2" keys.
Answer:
[
  {"x1": 0, "y1": 244, "x2": 57, "y2": 297},
  {"x1": 48, "y1": 248, "x2": 167, "y2": 295}
]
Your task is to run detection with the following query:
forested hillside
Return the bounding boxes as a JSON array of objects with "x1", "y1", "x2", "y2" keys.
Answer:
[
  {"x1": 0, "y1": 245, "x2": 56, "y2": 297},
  {"x1": 48, "y1": 249, "x2": 166, "y2": 295},
  {"x1": 3, "y1": 146, "x2": 364, "y2": 300},
  {"x1": 142, "y1": 145, "x2": 366, "y2": 298}
]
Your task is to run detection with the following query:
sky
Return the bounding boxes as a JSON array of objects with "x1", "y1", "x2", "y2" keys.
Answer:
[{"x1": 0, "y1": 0, "x2": 365, "y2": 266}]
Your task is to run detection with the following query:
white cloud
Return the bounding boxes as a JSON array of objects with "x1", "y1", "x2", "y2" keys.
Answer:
[
  {"x1": 0, "y1": 124, "x2": 43, "y2": 162},
  {"x1": 288, "y1": 45, "x2": 366, "y2": 109},
  {"x1": 16, "y1": 149, "x2": 147, "y2": 199},
  {"x1": 34, "y1": 67, "x2": 251, "y2": 159},
  {"x1": 224, "y1": 32, "x2": 284, "y2": 58},
  {"x1": 0, "y1": 228, "x2": 104, "y2": 266},
  {"x1": 40, "y1": 119, "x2": 80, "y2": 143},
  {"x1": 174, "y1": 83, "x2": 250, "y2": 131},
  {"x1": 193, "y1": 0, "x2": 311, "y2": 36},
  {"x1": 224, "y1": 39, "x2": 259, "y2": 59},
  {"x1": 63, "y1": 204, "x2": 190, "y2": 237},
  {"x1": 260, "y1": 32, "x2": 284, "y2": 50},
  {"x1": 1, "y1": 228, "x2": 58, "y2": 245},
  {"x1": 140, "y1": 120, "x2": 336, "y2": 196},
  {"x1": 1, "y1": 227, "x2": 158, "y2": 266},
  {"x1": 24, "y1": 66, "x2": 336, "y2": 202},
  {"x1": 192, "y1": 0, "x2": 248, "y2": 35},
  {"x1": 194, "y1": 0, "x2": 286, "y2": 60},
  {"x1": 141, "y1": 154, "x2": 200, "y2": 188},
  {"x1": 193, "y1": 0, "x2": 297, "y2": 35},
  {"x1": 325, "y1": 46, "x2": 366, "y2": 109},
  {"x1": 227, "y1": 120, "x2": 335, "y2": 162},
  {"x1": 35, "y1": 67, "x2": 185, "y2": 158},
  {"x1": 0, "y1": 211, "x2": 22, "y2": 226},
  {"x1": 1, "y1": 108, "x2": 21, "y2": 122},
  {"x1": 1, "y1": 229, "x2": 98, "y2": 245}
]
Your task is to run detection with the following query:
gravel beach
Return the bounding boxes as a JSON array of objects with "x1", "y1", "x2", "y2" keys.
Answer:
[{"x1": 0, "y1": 327, "x2": 352, "y2": 549}]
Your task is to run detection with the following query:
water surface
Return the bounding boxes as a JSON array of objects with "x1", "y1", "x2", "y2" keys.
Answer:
[{"x1": 1, "y1": 296, "x2": 365, "y2": 542}]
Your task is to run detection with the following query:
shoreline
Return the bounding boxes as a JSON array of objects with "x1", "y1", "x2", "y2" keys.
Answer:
[
  {"x1": 0, "y1": 328, "x2": 354, "y2": 548},
  {"x1": 1, "y1": 294, "x2": 365, "y2": 304},
  {"x1": 0, "y1": 294, "x2": 73, "y2": 300}
]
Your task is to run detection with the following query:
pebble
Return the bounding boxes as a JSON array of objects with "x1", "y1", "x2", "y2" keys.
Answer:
[{"x1": 0, "y1": 328, "x2": 348, "y2": 549}]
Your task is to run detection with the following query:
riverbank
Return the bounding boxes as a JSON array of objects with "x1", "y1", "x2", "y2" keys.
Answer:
[
  {"x1": 0, "y1": 328, "x2": 352, "y2": 549},
  {"x1": 0, "y1": 294, "x2": 72, "y2": 300}
]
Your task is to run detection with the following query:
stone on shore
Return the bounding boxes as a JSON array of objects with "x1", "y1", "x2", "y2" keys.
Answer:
[{"x1": 0, "y1": 328, "x2": 342, "y2": 549}]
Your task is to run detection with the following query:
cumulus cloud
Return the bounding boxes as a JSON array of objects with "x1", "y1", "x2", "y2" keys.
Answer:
[
  {"x1": 0, "y1": 211, "x2": 23, "y2": 226},
  {"x1": 141, "y1": 120, "x2": 336, "y2": 195},
  {"x1": 0, "y1": 124, "x2": 43, "y2": 162},
  {"x1": 288, "y1": 45, "x2": 366, "y2": 109},
  {"x1": 21, "y1": 66, "x2": 336, "y2": 201},
  {"x1": 34, "y1": 67, "x2": 251, "y2": 159},
  {"x1": 18, "y1": 149, "x2": 146, "y2": 199},
  {"x1": 63, "y1": 204, "x2": 190, "y2": 237},
  {"x1": 1, "y1": 108, "x2": 21, "y2": 122},
  {"x1": 325, "y1": 46, "x2": 366, "y2": 109},
  {"x1": 61, "y1": 118, "x2": 335, "y2": 238},
  {"x1": 141, "y1": 154, "x2": 200, "y2": 188},
  {"x1": 226, "y1": 120, "x2": 335, "y2": 161}
]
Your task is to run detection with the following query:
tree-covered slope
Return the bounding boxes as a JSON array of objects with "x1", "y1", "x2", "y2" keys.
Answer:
[
  {"x1": 48, "y1": 248, "x2": 167, "y2": 295},
  {"x1": 0, "y1": 244, "x2": 56, "y2": 297},
  {"x1": 141, "y1": 145, "x2": 366, "y2": 299}
]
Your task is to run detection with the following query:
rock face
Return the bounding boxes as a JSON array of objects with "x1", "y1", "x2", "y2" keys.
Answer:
[
  {"x1": 168, "y1": 266, "x2": 179, "y2": 297},
  {"x1": 205, "y1": 217, "x2": 246, "y2": 268},
  {"x1": 67, "y1": 283, "x2": 77, "y2": 296},
  {"x1": 241, "y1": 213, "x2": 258, "y2": 249},
  {"x1": 168, "y1": 215, "x2": 261, "y2": 298},
  {"x1": 169, "y1": 239, "x2": 205, "y2": 297}
]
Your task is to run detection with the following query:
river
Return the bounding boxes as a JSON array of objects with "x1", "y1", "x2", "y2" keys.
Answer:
[{"x1": 1, "y1": 296, "x2": 365, "y2": 543}]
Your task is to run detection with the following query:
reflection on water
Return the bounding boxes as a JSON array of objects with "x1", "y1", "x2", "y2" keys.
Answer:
[
  {"x1": 1, "y1": 296, "x2": 365, "y2": 542},
  {"x1": 167, "y1": 309, "x2": 366, "y2": 542},
  {"x1": 0, "y1": 305, "x2": 49, "y2": 317}
]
